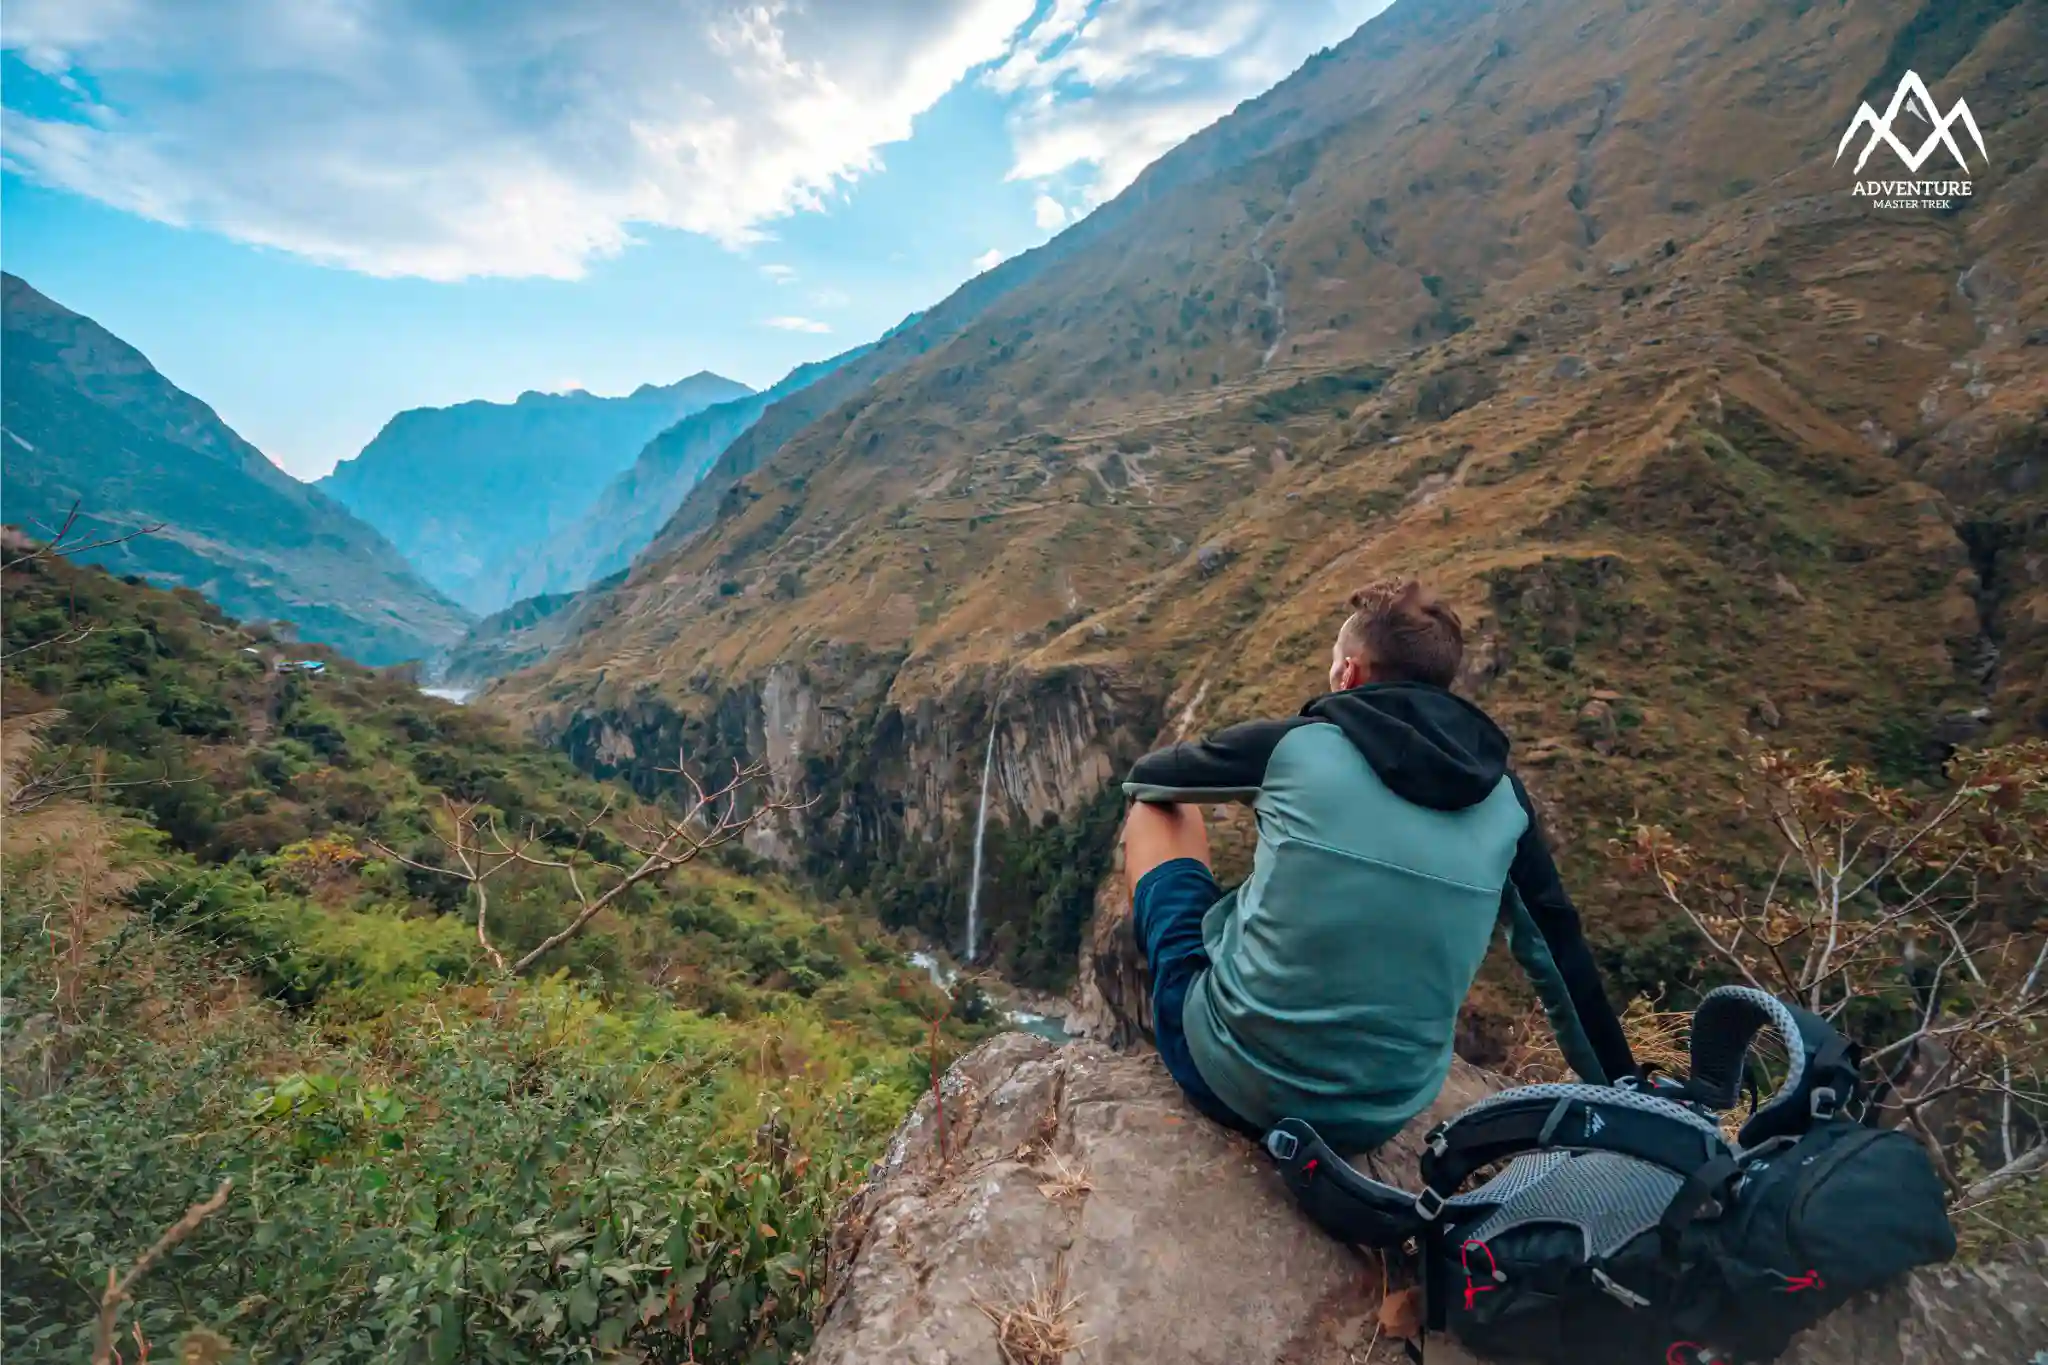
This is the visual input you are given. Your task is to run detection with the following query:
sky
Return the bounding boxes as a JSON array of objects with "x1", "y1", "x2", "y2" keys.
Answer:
[{"x1": 2, "y1": 0, "x2": 1390, "y2": 479}]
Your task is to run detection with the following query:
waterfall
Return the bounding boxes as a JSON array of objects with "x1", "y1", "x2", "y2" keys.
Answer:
[{"x1": 965, "y1": 714, "x2": 999, "y2": 962}]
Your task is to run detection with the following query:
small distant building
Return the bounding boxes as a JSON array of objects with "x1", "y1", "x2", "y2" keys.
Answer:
[{"x1": 276, "y1": 659, "x2": 327, "y2": 675}]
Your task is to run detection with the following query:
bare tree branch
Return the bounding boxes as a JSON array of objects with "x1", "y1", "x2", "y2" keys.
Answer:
[
  {"x1": 91, "y1": 1180, "x2": 232, "y2": 1365},
  {"x1": 5, "y1": 501, "x2": 167, "y2": 572},
  {"x1": 1621, "y1": 742, "x2": 2048, "y2": 1215},
  {"x1": 388, "y1": 757, "x2": 814, "y2": 978},
  {"x1": 1961, "y1": 1140, "x2": 2048, "y2": 1207}
]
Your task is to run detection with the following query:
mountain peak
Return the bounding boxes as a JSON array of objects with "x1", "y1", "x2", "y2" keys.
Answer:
[{"x1": 318, "y1": 368, "x2": 755, "y2": 614}]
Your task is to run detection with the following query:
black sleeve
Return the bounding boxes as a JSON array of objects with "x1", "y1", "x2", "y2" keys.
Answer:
[
  {"x1": 1507, "y1": 773, "x2": 1638, "y2": 1081},
  {"x1": 1122, "y1": 716, "x2": 1310, "y2": 805}
]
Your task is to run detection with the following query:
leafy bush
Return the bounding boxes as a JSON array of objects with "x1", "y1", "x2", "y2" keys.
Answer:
[{"x1": 3, "y1": 971, "x2": 908, "y2": 1364}]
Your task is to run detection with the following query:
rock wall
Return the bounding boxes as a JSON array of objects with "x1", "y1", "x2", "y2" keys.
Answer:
[
  {"x1": 810, "y1": 1033, "x2": 2048, "y2": 1365},
  {"x1": 543, "y1": 654, "x2": 1166, "y2": 971}
]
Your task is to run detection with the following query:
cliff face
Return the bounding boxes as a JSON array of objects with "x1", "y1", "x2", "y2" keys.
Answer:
[
  {"x1": 537, "y1": 650, "x2": 1164, "y2": 985},
  {"x1": 495, "y1": 0, "x2": 2047, "y2": 992}
]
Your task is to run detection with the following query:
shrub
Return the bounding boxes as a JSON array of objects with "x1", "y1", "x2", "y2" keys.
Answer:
[{"x1": 2, "y1": 982, "x2": 896, "y2": 1364}]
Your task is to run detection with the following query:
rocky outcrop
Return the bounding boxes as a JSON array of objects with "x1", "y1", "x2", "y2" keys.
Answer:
[{"x1": 812, "y1": 1034, "x2": 2048, "y2": 1365}]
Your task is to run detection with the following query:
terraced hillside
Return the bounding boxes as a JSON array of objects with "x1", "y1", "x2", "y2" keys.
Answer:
[{"x1": 496, "y1": 0, "x2": 2047, "y2": 996}]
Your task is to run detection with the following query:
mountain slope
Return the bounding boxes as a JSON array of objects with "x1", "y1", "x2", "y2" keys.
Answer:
[
  {"x1": 318, "y1": 371, "x2": 751, "y2": 614},
  {"x1": 497, "y1": 346, "x2": 876, "y2": 605},
  {"x1": 1, "y1": 543, "x2": 991, "y2": 1363},
  {"x1": 497, "y1": 0, "x2": 2046, "y2": 990},
  {"x1": 0, "y1": 273, "x2": 469, "y2": 665}
]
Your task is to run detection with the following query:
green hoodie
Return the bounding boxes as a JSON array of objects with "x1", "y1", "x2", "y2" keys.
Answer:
[{"x1": 1124, "y1": 682, "x2": 1633, "y2": 1150}]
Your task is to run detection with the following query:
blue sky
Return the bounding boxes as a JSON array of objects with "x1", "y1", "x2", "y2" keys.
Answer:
[{"x1": 2, "y1": 0, "x2": 1388, "y2": 479}]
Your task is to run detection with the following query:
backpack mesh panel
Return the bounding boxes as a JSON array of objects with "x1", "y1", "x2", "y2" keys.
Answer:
[
  {"x1": 1458, "y1": 1152, "x2": 1687, "y2": 1262},
  {"x1": 1445, "y1": 1149, "x2": 1572, "y2": 1211}
]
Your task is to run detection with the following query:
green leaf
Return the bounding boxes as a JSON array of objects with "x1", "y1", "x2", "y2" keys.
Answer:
[{"x1": 595, "y1": 1313, "x2": 630, "y2": 1352}]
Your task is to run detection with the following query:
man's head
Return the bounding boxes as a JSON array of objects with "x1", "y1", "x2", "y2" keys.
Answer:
[{"x1": 1329, "y1": 578, "x2": 1465, "y2": 692}]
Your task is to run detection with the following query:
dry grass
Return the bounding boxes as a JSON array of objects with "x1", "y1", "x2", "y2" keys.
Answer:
[
  {"x1": 975, "y1": 1253, "x2": 1088, "y2": 1365},
  {"x1": 1, "y1": 706, "x2": 63, "y2": 806},
  {"x1": 1506, "y1": 995, "x2": 1791, "y2": 1139},
  {"x1": 2, "y1": 709, "x2": 152, "y2": 1034},
  {"x1": 1034, "y1": 1153, "x2": 1094, "y2": 1202},
  {"x1": 1505, "y1": 996, "x2": 1689, "y2": 1082}
]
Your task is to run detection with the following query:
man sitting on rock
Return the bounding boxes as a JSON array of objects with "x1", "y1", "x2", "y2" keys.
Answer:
[{"x1": 1121, "y1": 577, "x2": 1636, "y2": 1149}]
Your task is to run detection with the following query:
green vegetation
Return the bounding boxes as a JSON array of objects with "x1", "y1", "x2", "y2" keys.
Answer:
[{"x1": 2, "y1": 549, "x2": 988, "y2": 1363}]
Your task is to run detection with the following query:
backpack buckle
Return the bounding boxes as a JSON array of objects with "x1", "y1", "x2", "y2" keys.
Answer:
[
  {"x1": 1591, "y1": 1267, "x2": 1650, "y2": 1310},
  {"x1": 1414, "y1": 1187, "x2": 1448, "y2": 1221},
  {"x1": 1265, "y1": 1130, "x2": 1300, "y2": 1162},
  {"x1": 1809, "y1": 1086, "x2": 1839, "y2": 1121}
]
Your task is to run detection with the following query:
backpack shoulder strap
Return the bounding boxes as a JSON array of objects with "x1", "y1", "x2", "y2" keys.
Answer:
[
  {"x1": 1687, "y1": 986, "x2": 1865, "y2": 1146},
  {"x1": 1415, "y1": 1083, "x2": 1735, "y2": 1212}
]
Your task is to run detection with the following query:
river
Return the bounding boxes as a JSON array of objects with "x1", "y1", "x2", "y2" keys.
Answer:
[{"x1": 910, "y1": 949, "x2": 1075, "y2": 1043}]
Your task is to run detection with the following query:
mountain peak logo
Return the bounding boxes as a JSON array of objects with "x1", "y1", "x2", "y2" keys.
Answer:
[
  {"x1": 1837, "y1": 71, "x2": 1986, "y2": 174},
  {"x1": 1838, "y1": 71, "x2": 1987, "y2": 209}
]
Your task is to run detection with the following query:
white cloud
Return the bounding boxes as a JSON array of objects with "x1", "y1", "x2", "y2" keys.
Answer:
[
  {"x1": 990, "y1": 0, "x2": 1391, "y2": 203},
  {"x1": 1, "y1": 0, "x2": 1039, "y2": 281},
  {"x1": 810, "y1": 286, "x2": 853, "y2": 308},
  {"x1": 1, "y1": 0, "x2": 1393, "y2": 282},
  {"x1": 1033, "y1": 192, "x2": 1072, "y2": 229},
  {"x1": 760, "y1": 263, "x2": 798, "y2": 283},
  {"x1": 973, "y1": 247, "x2": 1005, "y2": 272},
  {"x1": 764, "y1": 315, "x2": 831, "y2": 333}
]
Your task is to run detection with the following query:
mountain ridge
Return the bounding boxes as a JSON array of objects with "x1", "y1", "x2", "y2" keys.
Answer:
[
  {"x1": 318, "y1": 368, "x2": 752, "y2": 614},
  {"x1": 493, "y1": 0, "x2": 2045, "y2": 992},
  {"x1": 0, "y1": 271, "x2": 470, "y2": 665},
  {"x1": 496, "y1": 347, "x2": 880, "y2": 606}
]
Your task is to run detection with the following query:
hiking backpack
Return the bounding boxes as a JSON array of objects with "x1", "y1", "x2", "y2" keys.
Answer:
[{"x1": 1262, "y1": 986, "x2": 1958, "y2": 1364}]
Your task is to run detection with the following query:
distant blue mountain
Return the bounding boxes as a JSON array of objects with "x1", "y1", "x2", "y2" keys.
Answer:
[
  {"x1": 318, "y1": 372, "x2": 751, "y2": 614},
  {"x1": 490, "y1": 345, "x2": 873, "y2": 604}
]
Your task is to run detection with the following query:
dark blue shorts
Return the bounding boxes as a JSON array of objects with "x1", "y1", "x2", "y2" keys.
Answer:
[{"x1": 1132, "y1": 858, "x2": 1263, "y2": 1137}]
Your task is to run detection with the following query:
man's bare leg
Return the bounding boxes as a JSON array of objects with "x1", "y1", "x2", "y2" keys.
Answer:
[{"x1": 1123, "y1": 800, "x2": 1211, "y2": 901}]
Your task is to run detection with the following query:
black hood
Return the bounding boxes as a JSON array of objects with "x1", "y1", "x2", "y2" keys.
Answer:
[{"x1": 1300, "y1": 682, "x2": 1510, "y2": 811}]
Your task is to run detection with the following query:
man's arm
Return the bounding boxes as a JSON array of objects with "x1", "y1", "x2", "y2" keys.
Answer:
[
  {"x1": 1507, "y1": 774, "x2": 1638, "y2": 1083},
  {"x1": 1122, "y1": 717, "x2": 1311, "y2": 804}
]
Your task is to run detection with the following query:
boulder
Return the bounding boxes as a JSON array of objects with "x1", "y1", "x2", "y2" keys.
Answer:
[
  {"x1": 812, "y1": 1034, "x2": 2048, "y2": 1365},
  {"x1": 1576, "y1": 697, "x2": 1617, "y2": 749}
]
